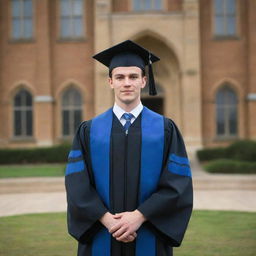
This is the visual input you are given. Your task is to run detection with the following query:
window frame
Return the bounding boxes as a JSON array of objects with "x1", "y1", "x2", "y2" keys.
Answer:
[
  {"x1": 131, "y1": 0, "x2": 166, "y2": 12},
  {"x1": 57, "y1": 0, "x2": 86, "y2": 42},
  {"x1": 9, "y1": 0, "x2": 35, "y2": 42},
  {"x1": 215, "y1": 86, "x2": 238, "y2": 140},
  {"x1": 212, "y1": 0, "x2": 240, "y2": 40},
  {"x1": 61, "y1": 87, "x2": 83, "y2": 138},
  {"x1": 12, "y1": 88, "x2": 34, "y2": 139}
]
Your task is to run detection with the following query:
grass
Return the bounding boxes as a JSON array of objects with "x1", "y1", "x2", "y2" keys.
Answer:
[
  {"x1": 0, "y1": 213, "x2": 75, "y2": 256},
  {"x1": 0, "y1": 164, "x2": 66, "y2": 178},
  {"x1": 175, "y1": 210, "x2": 256, "y2": 256},
  {"x1": 0, "y1": 211, "x2": 255, "y2": 256}
]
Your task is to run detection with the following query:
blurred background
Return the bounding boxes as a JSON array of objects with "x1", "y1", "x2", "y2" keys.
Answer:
[{"x1": 0, "y1": 0, "x2": 255, "y2": 153}]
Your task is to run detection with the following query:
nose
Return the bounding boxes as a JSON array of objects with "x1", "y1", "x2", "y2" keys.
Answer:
[{"x1": 124, "y1": 77, "x2": 131, "y2": 86}]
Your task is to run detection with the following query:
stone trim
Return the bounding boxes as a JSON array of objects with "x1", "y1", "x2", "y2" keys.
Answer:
[
  {"x1": 247, "y1": 93, "x2": 256, "y2": 101},
  {"x1": 34, "y1": 96, "x2": 54, "y2": 103}
]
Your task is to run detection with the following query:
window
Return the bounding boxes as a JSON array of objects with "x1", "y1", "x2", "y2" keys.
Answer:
[
  {"x1": 62, "y1": 88, "x2": 82, "y2": 137},
  {"x1": 13, "y1": 89, "x2": 33, "y2": 137},
  {"x1": 214, "y1": 0, "x2": 237, "y2": 37},
  {"x1": 216, "y1": 86, "x2": 238, "y2": 138},
  {"x1": 11, "y1": 0, "x2": 33, "y2": 40},
  {"x1": 133, "y1": 0, "x2": 163, "y2": 11},
  {"x1": 60, "y1": 0, "x2": 84, "y2": 39}
]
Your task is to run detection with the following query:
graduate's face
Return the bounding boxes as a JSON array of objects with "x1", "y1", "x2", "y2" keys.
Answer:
[{"x1": 109, "y1": 66, "x2": 147, "y2": 108}]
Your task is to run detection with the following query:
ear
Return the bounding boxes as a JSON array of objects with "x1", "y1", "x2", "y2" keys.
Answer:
[
  {"x1": 141, "y1": 76, "x2": 147, "y2": 89},
  {"x1": 108, "y1": 77, "x2": 114, "y2": 89}
]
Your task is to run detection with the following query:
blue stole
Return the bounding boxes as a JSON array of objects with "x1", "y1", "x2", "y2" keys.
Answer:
[{"x1": 90, "y1": 107, "x2": 164, "y2": 256}]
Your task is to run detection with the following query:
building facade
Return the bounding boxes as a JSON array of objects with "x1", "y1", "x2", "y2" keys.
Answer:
[{"x1": 0, "y1": 0, "x2": 255, "y2": 153}]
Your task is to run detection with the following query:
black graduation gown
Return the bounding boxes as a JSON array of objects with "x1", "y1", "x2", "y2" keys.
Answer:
[{"x1": 65, "y1": 111, "x2": 193, "y2": 256}]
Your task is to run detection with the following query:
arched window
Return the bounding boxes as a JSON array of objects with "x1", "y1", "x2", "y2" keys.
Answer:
[
  {"x1": 13, "y1": 88, "x2": 33, "y2": 137},
  {"x1": 216, "y1": 86, "x2": 238, "y2": 137},
  {"x1": 62, "y1": 87, "x2": 82, "y2": 137}
]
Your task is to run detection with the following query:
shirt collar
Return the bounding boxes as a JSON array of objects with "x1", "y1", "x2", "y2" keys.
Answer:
[{"x1": 113, "y1": 102, "x2": 143, "y2": 121}]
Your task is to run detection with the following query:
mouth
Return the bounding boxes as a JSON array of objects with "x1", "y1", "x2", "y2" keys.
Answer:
[{"x1": 121, "y1": 91, "x2": 134, "y2": 93}]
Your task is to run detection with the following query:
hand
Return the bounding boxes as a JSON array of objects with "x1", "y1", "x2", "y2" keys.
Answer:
[
  {"x1": 116, "y1": 232, "x2": 137, "y2": 243},
  {"x1": 109, "y1": 210, "x2": 146, "y2": 242},
  {"x1": 99, "y1": 212, "x2": 137, "y2": 243},
  {"x1": 99, "y1": 212, "x2": 120, "y2": 232}
]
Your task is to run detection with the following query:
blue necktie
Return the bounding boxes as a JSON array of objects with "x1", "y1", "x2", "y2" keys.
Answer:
[{"x1": 122, "y1": 113, "x2": 134, "y2": 134}]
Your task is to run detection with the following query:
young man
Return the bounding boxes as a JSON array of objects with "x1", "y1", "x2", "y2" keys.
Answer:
[{"x1": 65, "y1": 40, "x2": 193, "y2": 256}]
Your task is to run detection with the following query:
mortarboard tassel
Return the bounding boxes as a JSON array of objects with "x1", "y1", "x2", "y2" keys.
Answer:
[{"x1": 148, "y1": 54, "x2": 157, "y2": 96}]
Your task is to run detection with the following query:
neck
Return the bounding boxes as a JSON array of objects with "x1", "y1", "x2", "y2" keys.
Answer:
[{"x1": 115, "y1": 99, "x2": 141, "y2": 112}]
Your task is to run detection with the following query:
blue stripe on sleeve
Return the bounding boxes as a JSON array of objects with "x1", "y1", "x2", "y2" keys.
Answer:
[
  {"x1": 68, "y1": 150, "x2": 82, "y2": 159},
  {"x1": 65, "y1": 160, "x2": 85, "y2": 176},
  {"x1": 168, "y1": 161, "x2": 191, "y2": 177},
  {"x1": 169, "y1": 153, "x2": 190, "y2": 166}
]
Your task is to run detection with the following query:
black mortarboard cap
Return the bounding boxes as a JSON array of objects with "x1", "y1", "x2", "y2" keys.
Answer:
[{"x1": 93, "y1": 40, "x2": 160, "y2": 96}]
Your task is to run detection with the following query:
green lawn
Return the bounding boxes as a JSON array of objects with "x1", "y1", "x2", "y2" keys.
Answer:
[
  {"x1": 0, "y1": 211, "x2": 255, "y2": 256},
  {"x1": 175, "y1": 210, "x2": 256, "y2": 256},
  {"x1": 0, "y1": 164, "x2": 66, "y2": 178}
]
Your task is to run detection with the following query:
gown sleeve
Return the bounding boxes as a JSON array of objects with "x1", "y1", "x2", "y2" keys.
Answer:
[
  {"x1": 137, "y1": 118, "x2": 193, "y2": 247},
  {"x1": 65, "y1": 121, "x2": 108, "y2": 243}
]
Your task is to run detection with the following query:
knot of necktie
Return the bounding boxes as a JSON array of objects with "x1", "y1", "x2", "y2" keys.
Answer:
[
  {"x1": 122, "y1": 113, "x2": 133, "y2": 122},
  {"x1": 122, "y1": 113, "x2": 134, "y2": 134}
]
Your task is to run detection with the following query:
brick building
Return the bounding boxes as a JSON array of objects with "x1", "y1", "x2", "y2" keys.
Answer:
[{"x1": 0, "y1": 0, "x2": 255, "y2": 154}]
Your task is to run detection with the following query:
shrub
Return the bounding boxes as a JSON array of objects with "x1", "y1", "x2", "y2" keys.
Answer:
[
  {"x1": 197, "y1": 140, "x2": 256, "y2": 162},
  {"x1": 0, "y1": 144, "x2": 71, "y2": 164},
  {"x1": 204, "y1": 159, "x2": 256, "y2": 174},
  {"x1": 197, "y1": 147, "x2": 226, "y2": 161},
  {"x1": 226, "y1": 140, "x2": 256, "y2": 162}
]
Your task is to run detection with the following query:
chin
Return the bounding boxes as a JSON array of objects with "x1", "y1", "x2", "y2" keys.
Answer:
[
  {"x1": 120, "y1": 98, "x2": 136, "y2": 105},
  {"x1": 122, "y1": 100, "x2": 133, "y2": 104}
]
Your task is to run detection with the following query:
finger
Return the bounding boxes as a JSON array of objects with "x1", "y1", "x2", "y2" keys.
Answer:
[
  {"x1": 119, "y1": 232, "x2": 136, "y2": 243},
  {"x1": 109, "y1": 222, "x2": 123, "y2": 233},
  {"x1": 113, "y1": 213, "x2": 122, "y2": 219},
  {"x1": 119, "y1": 236, "x2": 131, "y2": 243},
  {"x1": 123, "y1": 236, "x2": 135, "y2": 243},
  {"x1": 116, "y1": 230, "x2": 136, "y2": 239},
  {"x1": 117, "y1": 236, "x2": 132, "y2": 242},
  {"x1": 127, "y1": 235, "x2": 135, "y2": 241},
  {"x1": 117, "y1": 236, "x2": 134, "y2": 243},
  {"x1": 113, "y1": 215, "x2": 121, "y2": 219},
  {"x1": 112, "y1": 226, "x2": 127, "y2": 238},
  {"x1": 116, "y1": 231, "x2": 131, "y2": 241},
  {"x1": 126, "y1": 232, "x2": 136, "y2": 239},
  {"x1": 115, "y1": 228, "x2": 136, "y2": 239}
]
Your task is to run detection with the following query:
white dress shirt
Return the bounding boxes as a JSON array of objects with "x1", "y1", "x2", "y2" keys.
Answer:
[{"x1": 113, "y1": 102, "x2": 144, "y2": 126}]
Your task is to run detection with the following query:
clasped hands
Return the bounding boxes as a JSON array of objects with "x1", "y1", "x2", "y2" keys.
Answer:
[{"x1": 100, "y1": 210, "x2": 146, "y2": 243}]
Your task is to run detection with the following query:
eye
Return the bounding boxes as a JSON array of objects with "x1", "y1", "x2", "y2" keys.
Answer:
[{"x1": 130, "y1": 75, "x2": 138, "y2": 80}]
